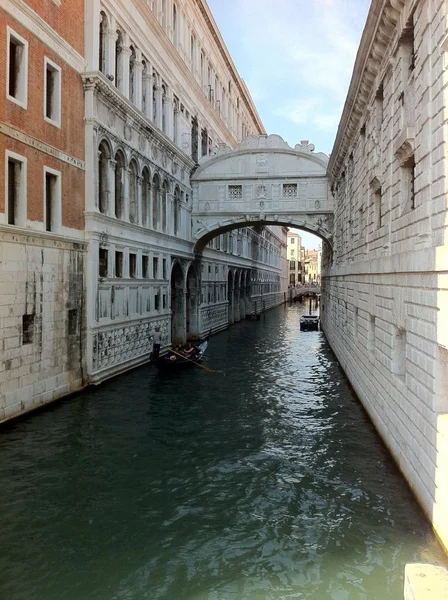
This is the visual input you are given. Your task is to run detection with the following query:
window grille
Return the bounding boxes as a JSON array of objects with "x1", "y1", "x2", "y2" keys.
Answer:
[
  {"x1": 228, "y1": 185, "x2": 242, "y2": 200},
  {"x1": 283, "y1": 184, "x2": 297, "y2": 199}
]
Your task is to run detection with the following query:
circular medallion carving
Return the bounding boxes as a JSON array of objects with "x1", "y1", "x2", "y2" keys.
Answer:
[
  {"x1": 315, "y1": 200, "x2": 321, "y2": 209},
  {"x1": 152, "y1": 146, "x2": 159, "y2": 160},
  {"x1": 205, "y1": 202, "x2": 210, "y2": 211},
  {"x1": 139, "y1": 134, "x2": 147, "y2": 152},
  {"x1": 108, "y1": 109, "x2": 116, "y2": 130},
  {"x1": 124, "y1": 123, "x2": 132, "y2": 141}
]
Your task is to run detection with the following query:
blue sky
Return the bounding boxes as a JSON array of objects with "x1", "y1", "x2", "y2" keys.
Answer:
[{"x1": 207, "y1": 0, "x2": 371, "y2": 249}]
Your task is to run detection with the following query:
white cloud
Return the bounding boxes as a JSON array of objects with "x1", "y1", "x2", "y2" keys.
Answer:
[{"x1": 209, "y1": 0, "x2": 370, "y2": 148}]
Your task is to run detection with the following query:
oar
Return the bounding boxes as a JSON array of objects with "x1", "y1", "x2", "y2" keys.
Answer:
[{"x1": 170, "y1": 349, "x2": 215, "y2": 373}]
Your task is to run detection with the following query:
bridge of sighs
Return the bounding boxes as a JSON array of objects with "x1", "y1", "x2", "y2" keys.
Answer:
[{"x1": 191, "y1": 135, "x2": 334, "y2": 252}]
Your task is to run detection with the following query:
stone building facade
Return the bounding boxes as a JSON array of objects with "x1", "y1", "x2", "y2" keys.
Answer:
[
  {"x1": 82, "y1": 0, "x2": 287, "y2": 384},
  {"x1": 0, "y1": 0, "x2": 87, "y2": 421},
  {"x1": 322, "y1": 0, "x2": 448, "y2": 551},
  {"x1": 287, "y1": 230, "x2": 303, "y2": 286}
]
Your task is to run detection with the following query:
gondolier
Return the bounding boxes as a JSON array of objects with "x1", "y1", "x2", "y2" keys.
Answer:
[{"x1": 152, "y1": 326, "x2": 162, "y2": 361}]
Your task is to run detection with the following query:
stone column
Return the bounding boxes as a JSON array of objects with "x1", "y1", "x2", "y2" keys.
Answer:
[
  {"x1": 165, "y1": 90, "x2": 174, "y2": 139},
  {"x1": 154, "y1": 86, "x2": 163, "y2": 130},
  {"x1": 120, "y1": 34, "x2": 131, "y2": 98},
  {"x1": 85, "y1": 0, "x2": 101, "y2": 71},
  {"x1": 108, "y1": 159, "x2": 116, "y2": 217},
  {"x1": 106, "y1": 17, "x2": 117, "y2": 81},
  {"x1": 123, "y1": 167, "x2": 130, "y2": 222},
  {"x1": 143, "y1": 71, "x2": 152, "y2": 120},
  {"x1": 133, "y1": 49, "x2": 143, "y2": 110}
]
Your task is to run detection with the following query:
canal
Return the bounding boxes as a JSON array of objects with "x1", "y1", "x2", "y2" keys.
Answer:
[{"x1": 0, "y1": 304, "x2": 446, "y2": 600}]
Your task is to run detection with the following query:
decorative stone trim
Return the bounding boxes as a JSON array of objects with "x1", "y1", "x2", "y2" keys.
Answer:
[
  {"x1": 0, "y1": 123, "x2": 85, "y2": 170},
  {"x1": 328, "y1": 0, "x2": 406, "y2": 181},
  {"x1": 82, "y1": 72, "x2": 195, "y2": 169}
]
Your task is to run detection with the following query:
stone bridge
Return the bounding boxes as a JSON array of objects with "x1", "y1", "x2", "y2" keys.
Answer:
[
  {"x1": 191, "y1": 135, "x2": 334, "y2": 251},
  {"x1": 289, "y1": 284, "x2": 321, "y2": 299}
]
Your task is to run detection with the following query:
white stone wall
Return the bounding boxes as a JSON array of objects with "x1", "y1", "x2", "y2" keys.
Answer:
[
  {"x1": 323, "y1": 0, "x2": 448, "y2": 551},
  {"x1": 0, "y1": 230, "x2": 86, "y2": 422}
]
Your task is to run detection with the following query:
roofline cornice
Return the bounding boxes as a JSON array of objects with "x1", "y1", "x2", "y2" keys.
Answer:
[
  {"x1": 194, "y1": 0, "x2": 266, "y2": 135},
  {"x1": 328, "y1": 0, "x2": 408, "y2": 182}
]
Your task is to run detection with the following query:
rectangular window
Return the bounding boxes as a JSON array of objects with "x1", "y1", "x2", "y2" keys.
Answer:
[
  {"x1": 142, "y1": 255, "x2": 149, "y2": 278},
  {"x1": 6, "y1": 152, "x2": 27, "y2": 227},
  {"x1": 22, "y1": 314, "x2": 34, "y2": 345},
  {"x1": 154, "y1": 291, "x2": 160, "y2": 310},
  {"x1": 283, "y1": 184, "x2": 298, "y2": 198},
  {"x1": 44, "y1": 58, "x2": 61, "y2": 127},
  {"x1": 228, "y1": 185, "x2": 242, "y2": 200},
  {"x1": 129, "y1": 253, "x2": 137, "y2": 278},
  {"x1": 115, "y1": 251, "x2": 123, "y2": 277},
  {"x1": 163, "y1": 294, "x2": 167, "y2": 309},
  {"x1": 291, "y1": 238, "x2": 295, "y2": 244},
  {"x1": 153, "y1": 257, "x2": 159, "y2": 279},
  {"x1": 44, "y1": 168, "x2": 61, "y2": 232},
  {"x1": 7, "y1": 28, "x2": 28, "y2": 108},
  {"x1": 162, "y1": 259, "x2": 167, "y2": 280},
  {"x1": 290, "y1": 261, "x2": 295, "y2": 270},
  {"x1": 402, "y1": 156, "x2": 415, "y2": 214},
  {"x1": 99, "y1": 248, "x2": 108, "y2": 277}
]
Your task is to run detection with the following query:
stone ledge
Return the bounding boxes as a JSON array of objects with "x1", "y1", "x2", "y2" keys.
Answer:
[{"x1": 404, "y1": 564, "x2": 448, "y2": 599}]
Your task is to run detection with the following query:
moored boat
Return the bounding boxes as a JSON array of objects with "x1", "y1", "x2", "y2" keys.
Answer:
[{"x1": 300, "y1": 315, "x2": 320, "y2": 331}]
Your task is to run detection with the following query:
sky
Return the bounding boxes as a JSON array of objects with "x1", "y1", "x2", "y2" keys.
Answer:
[{"x1": 207, "y1": 0, "x2": 371, "y2": 249}]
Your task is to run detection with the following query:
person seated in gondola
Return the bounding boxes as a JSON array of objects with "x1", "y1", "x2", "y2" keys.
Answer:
[{"x1": 183, "y1": 342, "x2": 196, "y2": 359}]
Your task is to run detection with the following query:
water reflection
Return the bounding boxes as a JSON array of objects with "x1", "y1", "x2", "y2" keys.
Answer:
[{"x1": 0, "y1": 304, "x2": 445, "y2": 600}]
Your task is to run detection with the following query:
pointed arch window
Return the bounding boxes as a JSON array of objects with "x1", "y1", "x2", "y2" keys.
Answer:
[
  {"x1": 162, "y1": 84, "x2": 167, "y2": 133},
  {"x1": 98, "y1": 140, "x2": 111, "y2": 214},
  {"x1": 114, "y1": 150, "x2": 125, "y2": 219},
  {"x1": 152, "y1": 173, "x2": 160, "y2": 229},
  {"x1": 173, "y1": 186, "x2": 181, "y2": 235},
  {"x1": 99, "y1": 12, "x2": 108, "y2": 74},
  {"x1": 162, "y1": 180, "x2": 168, "y2": 232},
  {"x1": 142, "y1": 167, "x2": 151, "y2": 227},
  {"x1": 129, "y1": 159, "x2": 138, "y2": 223},
  {"x1": 129, "y1": 45, "x2": 136, "y2": 103},
  {"x1": 115, "y1": 30, "x2": 123, "y2": 90}
]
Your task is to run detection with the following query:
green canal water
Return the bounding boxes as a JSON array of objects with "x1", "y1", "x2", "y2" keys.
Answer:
[{"x1": 0, "y1": 304, "x2": 446, "y2": 600}]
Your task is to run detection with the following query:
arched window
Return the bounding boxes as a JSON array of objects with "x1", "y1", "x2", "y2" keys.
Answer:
[
  {"x1": 173, "y1": 186, "x2": 181, "y2": 235},
  {"x1": 162, "y1": 180, "x2": 168, "y2": 232},
  {"x1": 152, "y1": 173, "x2": 160, "y2": 229},
  {"x1": 114, "y1": 150, "x2": 125, "y2": 219},
  {"x1": 129, "y1": 159, "x2": 138, "y2": 224},
  {"x1": 161, "y1": 84, "x2": 167, "y2": 133},
  {"x1": 129, "y1": 45, "x2": 136, "y2": 103},
  {"x1": 142, "y1": 167, "x2": 150, "y2": 227},
  {"x1": 173, "y1": 97, "x2": 179, "y2": 144},
  {"x1": 115, "y1": 30, "x2": 123, "y2": 90},
  {"x1": 173, "y1": 4, "x2": 178, "y2": 47},
  {"x1": 152, "y1": 73, "x2": 157, "y2": 123},
  {"x1": 142, "y1": 60, "x2": 148, "y2": 113},
  {"x1": 98, "y1": 140, "x2": 111, "y2": 214},
  {"x1": 99, "y1": 12, "x2": 108, "y2": 74}
]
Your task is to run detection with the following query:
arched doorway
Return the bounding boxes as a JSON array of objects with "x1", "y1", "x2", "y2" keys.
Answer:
[
  {"x1": 186, "y1": 265, "x2": 200, "y2": 339},
  {"x1": 170, "y1": 261, "x2": 185, "y2": 345}
]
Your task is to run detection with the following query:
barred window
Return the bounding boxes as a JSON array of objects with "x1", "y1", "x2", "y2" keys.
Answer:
[
  {"x1": 283, "y1": 184, "x2": 297, "y2": 198},
  {"x1": 228, "y1": 185, "x2": 242, "y2": 200}
]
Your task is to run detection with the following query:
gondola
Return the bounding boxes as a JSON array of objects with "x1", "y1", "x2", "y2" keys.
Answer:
[{"x1": 155, "y1": 337, "x2": 209, "y2": 371}]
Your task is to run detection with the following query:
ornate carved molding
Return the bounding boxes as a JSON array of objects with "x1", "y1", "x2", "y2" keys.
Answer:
[
  {"x1": 328, "y1": 0, "x2": 406, "y2": 181},
  {"x1": 82, "y1": 72, "x2": 195, "y2": 170}
]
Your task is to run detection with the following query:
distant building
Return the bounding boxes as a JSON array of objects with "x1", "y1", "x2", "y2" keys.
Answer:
[
  {"x1": 303, "y1": 248, "x2": 321, "y2": 283},
  {"x1": 287, "y1": 231, "x2": 302, "y2": 286}
]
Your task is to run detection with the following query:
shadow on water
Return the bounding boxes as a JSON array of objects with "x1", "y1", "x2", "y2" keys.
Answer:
[{"x1": 0, "y1": 304, "x2": 446, "y2": 600}]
